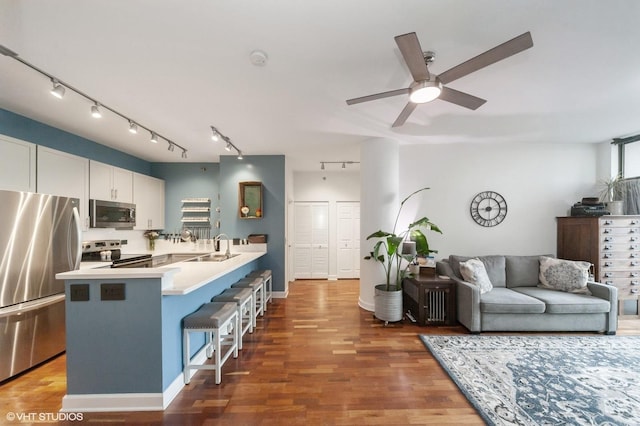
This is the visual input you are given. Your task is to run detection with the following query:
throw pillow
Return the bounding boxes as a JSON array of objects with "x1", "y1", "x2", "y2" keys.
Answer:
[
  {"x1": 538, "y1": 256, "x2": 592, "y2": 295},
  {"x1": 459, "y1": 258, "x2": 493, "y2": 294}
]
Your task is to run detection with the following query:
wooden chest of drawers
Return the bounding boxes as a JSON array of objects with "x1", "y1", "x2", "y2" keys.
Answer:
[{"x1": 558, "y1": 216, "x2": 640, "y2": 314}]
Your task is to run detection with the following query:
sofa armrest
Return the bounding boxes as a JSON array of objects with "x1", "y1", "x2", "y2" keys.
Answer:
[
  {"x1": 587, "y1": 281, "x2": 618, "y2": 334},
  {"x1": 437, "y1": 260, "x2": 482, "y2": 333}
]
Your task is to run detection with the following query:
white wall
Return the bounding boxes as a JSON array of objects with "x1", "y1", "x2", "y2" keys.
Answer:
[
  {"x1": 293, "y1": 171, "x2": 360, "y2": 279},
  {"x1": 399, "y1": 142, "x2": 599, "y2": 260}
]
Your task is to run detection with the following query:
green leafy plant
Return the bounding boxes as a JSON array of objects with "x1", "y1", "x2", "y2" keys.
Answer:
[{"x1": 364, "y1": 187, "x2": 442, "y2": 291}]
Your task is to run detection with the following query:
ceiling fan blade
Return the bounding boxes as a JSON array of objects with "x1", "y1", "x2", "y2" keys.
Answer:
[
  {"x1": 346, "y1": 88, "x2": 409, "y2": 105},
  {"x1": 394, "y1": 32, "x2": 430, "y2": 82},
  {"x1": 438, "y1": 32, "x2": 533, "y2": 85},
  {"x1": 392, "y1": 102, "x2": 418, "y2": 127},
  {"x1": 439, "y1": 87, "x2": 486, "y2": 110}
]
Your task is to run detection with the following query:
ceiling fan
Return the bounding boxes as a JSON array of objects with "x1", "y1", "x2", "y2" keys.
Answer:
[{"x1": 346, "y1": 31, "x2": 533, "y2": 127}]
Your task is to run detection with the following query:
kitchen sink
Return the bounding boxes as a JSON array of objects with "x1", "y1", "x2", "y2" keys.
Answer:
[
  {"x1": 152, "y1": 253, "x2": 208, "y2": 267},
  {"x1": 188, "y1": 253, "x2": 241, "y2": 262}
]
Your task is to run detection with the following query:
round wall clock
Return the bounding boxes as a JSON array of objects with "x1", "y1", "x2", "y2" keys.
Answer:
[{"x1": 470, "y1": 191, "x2": 507, "y2": 227}]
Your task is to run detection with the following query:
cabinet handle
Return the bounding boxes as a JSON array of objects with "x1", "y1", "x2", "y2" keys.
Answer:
[
  {"x1": 631, "y1": 281, "x2": 639, "y2": 286},
  {"x1": 604, "y1": 245, "x2": 611, "y2": 250},
  {"x1": 631, "y1": 272, "x2": 639, "y2": 278},
  {"x1": 603, "y1": 253, "x2": 612, "y2": 259},
  {"x1": 604, "y1": 220, "x2": 613, "y2": 225},
  {"x1": 630, "y1": 229, "x2": 637, "y2": 234},
  {"x1": 604, "y1": 229, "x2": 611, "y2": 234},
  {"x1": 604, "y1": 237, "x2": 612, "y2": 242},
  {"x1": 631, "y1": 237, "x2": 638, "y2": 242},
  {"x1": 114, "y1": 189, "x2": 118, "y2": 199},
  {"x1": 631, "y1": 253, "x2": 638, "y2": 259},
  {"x1": 631, "y1": 261, "x2": 639, "y2": 267},
  {"x1": 604, "y1": 262, "x2": 613, "y2": 267},
  {"x1": 632, "y1": 288, "x2": 639, "y2": 294},
  {"x1": 605, "y1": 280, "x2": 614, "y2": 285},
  {"x1": 631, "y1": 220, "x2": 639, "y2": 225},
  {"x1": 604, "y1": 272, "x2": 613, "y2": 278}
]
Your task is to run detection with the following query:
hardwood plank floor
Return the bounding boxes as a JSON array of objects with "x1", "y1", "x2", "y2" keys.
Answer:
[{"x1": 1, "y1": 279, "x2": 638, "y2": 425}]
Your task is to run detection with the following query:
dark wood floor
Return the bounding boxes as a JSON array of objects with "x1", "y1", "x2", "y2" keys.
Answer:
[{"x1": 1, "y1": 280, "x2": 638, "y2": 425}]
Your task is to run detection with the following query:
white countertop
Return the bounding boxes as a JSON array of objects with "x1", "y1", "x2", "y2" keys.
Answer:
[{"x1": 57, "y1": 250, "x2": 266, "y2": 296}]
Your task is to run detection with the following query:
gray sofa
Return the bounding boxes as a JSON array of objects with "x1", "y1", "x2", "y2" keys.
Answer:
[{"x1": 436, "y1": 255, "x2": 618, "y2": 334}]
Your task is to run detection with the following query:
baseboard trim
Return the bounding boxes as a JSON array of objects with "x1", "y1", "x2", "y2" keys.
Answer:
[{"x1": 61, "y1": 347, "x2": 210, "y2": 412}]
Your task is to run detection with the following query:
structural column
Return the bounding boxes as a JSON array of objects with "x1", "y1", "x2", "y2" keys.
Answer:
[{"x1": 359, "y1": 137, "x2": 399, "y2": 311}]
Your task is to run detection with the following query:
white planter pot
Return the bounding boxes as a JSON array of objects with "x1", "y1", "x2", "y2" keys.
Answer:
[
  {"x1": 374, "y1": 284, "x2": 403, "y2": 323},
  {"x1": 605, "y1": 200, "x2": 624, "y2": 215}
]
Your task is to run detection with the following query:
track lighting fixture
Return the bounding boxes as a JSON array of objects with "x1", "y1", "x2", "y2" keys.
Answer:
[
  {"x1": 50, "y1": 79, "x2": 65, "y2": 99},
  {"x1": 0, "y1": 43, "x2": 189, "y2": 158},
  {"x1": 320, "y1": 161, "x2": 360, "y2": 170},
  {"x1": 211, "y1": 126, "x2": 221, "y2": 142},
  {"x1": 91, "y1": 103, "x2": 102, "y2": 118},
  {"x1": 209, "y1": 125, "x2": 244, "y2": 159}
]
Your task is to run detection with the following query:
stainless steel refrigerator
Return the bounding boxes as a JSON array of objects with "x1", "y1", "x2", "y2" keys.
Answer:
[{"x1": 0, "y1": 189, "x2": 81, "y2": 382}]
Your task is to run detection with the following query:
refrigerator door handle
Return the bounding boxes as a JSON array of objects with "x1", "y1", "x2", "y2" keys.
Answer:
[
  {"x1": 0, "y1": 294, "x2": 65, "y2": 319},
  {"x1": 71, "y1": 206, "x2": 82, "y2": 270}
]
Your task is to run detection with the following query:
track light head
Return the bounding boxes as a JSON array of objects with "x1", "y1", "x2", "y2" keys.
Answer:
[
  {"x1": 168, "y1": 142, "x2": 175, "y2": 152},
  {"x1": 237, "y1": 151, "x2": 243, "y2": 160},
  {"x1": 91, "y1": 103, "x2": 102, "y2": 118},
  {"x1": 50, "y1": 79, "x2": 65, "y2": 99},
  {"x1": 128, "y1": 121, "x2": 138, "y2": 134},
  {"x1": 150, "y1": 132, "x2": 158, "y2": 143},
  {"x1": 182, "y1": 150, "x2": 187, "y2": 159},
  {"x1": 211, "y1": 126, "x2": 220, "y2": 142},
  {"x1": 225, "y1": 142, "x2": 232, "y2": 152},
  {"x1": 321, "y1": 162, "x2": 325, "y2": 170}
]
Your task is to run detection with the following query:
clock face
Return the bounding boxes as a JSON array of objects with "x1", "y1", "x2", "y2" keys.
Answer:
[{"x1": 470, "y1": 191, "x2": 507, "y2": 227}]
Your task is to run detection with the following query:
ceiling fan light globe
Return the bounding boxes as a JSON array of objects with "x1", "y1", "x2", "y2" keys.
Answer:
[{"x1": 409, "y1": 79, "x2": 442, "y2": 103}]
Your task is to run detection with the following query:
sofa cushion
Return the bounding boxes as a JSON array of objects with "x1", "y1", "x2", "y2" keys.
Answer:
[
  {"x1": 505, "y1": 255, "x2": 549, "y2": 288},
  {"x1": 459, "y1": 258, "x2": 493, "y2": 294},
  {"x1": 513, "y1": 287, "x2": 610, "y2": 314},
  {"x1": 538, "y1": 256, "x2": 592, "y2": 295},
  {"x1": 450, "y1": 255, "x2": 506, "y2": 287},
  {"x1": 480, "y1": 288, "x2": 546, "y2": 314}
]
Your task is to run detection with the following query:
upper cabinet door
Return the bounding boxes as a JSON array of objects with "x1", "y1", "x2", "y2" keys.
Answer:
[
  {"x1": 89, "y1": 160, "x2": 133, "y2": 203},
  {"x1": 133, "y1": 172, "x2": 165, "y2": 230},
  {"x1": 0, "y1": 134, "x2": 36, "y2": 193},
  {"x1": 37, "y1": 146, "x2": 90, "y2": 231}
]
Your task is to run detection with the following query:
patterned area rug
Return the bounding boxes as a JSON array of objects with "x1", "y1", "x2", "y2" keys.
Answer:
[{"x1": 420, "y1": 335, "x2": 640, "y2": 426}]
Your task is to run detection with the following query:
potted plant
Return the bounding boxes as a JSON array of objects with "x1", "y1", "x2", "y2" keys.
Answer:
[
  {"x1": 599, "y1": 174, "x2": 626, "y2": 215},
  {"x1": 364, "y1": 187, "x2": 442, "y2": 323}
]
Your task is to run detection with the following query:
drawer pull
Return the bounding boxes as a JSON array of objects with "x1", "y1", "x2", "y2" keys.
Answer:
[
  {"x1": 631, "y1": 253, "x2": 638, "y2": 259},
  {"x1": 631, "y1": 237, "x2": 638, "y2": 242},
  {"x1": 604, "y1": 262, "x2": 613, "y2": 267},
  {"x1": 631, "y1": 261, "x2": 639, "y2": 267},
  {"x1": 631, "y1": 272, "x2": 639, "y2": 278},
  {"x1": 604, "y1": 245, "x2": 612, "y2": 250},
  {"x1": 604, "y1": 220, "x2": 613, "y2": 225},
  {"x1": 631, "y1": 220, "x2": 639, "y2": 225},
  {"x1": 631, "y1": 245, "x2": 639, "y2": 250},
  {"x1": 604, "y1": 229, "x2": 611, "y2": 234},
  {"x1": 604, "y1": 272, "x2": 613, "y2": 278},
  {"x1": 603, "y1": 253, "x2": 612, "y2": 259},
  {"x1": 632, "y1": 281, "x2": 639, "y2": 286},
  {"x1": 631, "y1": 229, "x2": 637, "y2": 234},
  {"x1": 604, "y1": 237, "x2": 613, "y2": 242},
  {"x1": 632, "y1": 288, "x2": 639, "y2": 294},
  {"x1": 605, "y1": 281, "x2": 614, "y2": 285}
]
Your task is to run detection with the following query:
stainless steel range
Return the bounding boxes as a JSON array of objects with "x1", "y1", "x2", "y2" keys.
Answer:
[{"x1": 82, "y1": 239, "x2": 152, "y2": 268}]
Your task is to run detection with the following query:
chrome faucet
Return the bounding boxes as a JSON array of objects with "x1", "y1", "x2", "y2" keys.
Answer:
[{"x1": 214, "y1": 233, "x2": 231, "y2": 257}]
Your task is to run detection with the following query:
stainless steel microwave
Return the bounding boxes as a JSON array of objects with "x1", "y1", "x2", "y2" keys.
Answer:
[{"x1": 89, "y1": 199, "x2": 136, "y2": 229}]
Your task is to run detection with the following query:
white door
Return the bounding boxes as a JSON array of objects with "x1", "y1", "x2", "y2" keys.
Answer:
[
  {"x1": 294, "y1": 202, "x2": 329, "y2": 279},
  {"x1": 337, "y1": 202, "x2": 360, "y2": 278}
]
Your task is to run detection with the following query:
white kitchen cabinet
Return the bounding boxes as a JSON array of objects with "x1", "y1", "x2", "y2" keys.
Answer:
[
  {"x1": 133, "y1": 172, "x2": 165, "y2": 230},
  {"x1": 37, "y1": 146, "x2": 90, "y2": 231},
  {"x1": 0, "y1": 134, "x2": 36, "y2": 193},
  {"x1": 89, "y1": 160, "x2": 133, "y2": 203}
]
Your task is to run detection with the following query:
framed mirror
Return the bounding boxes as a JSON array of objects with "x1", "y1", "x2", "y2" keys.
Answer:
[{"x1": 239, "y1": 181, "x2": 263, "y2": 219}]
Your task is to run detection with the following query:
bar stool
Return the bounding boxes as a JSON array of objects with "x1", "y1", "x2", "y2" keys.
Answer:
[
  {"x1": 212, "y1": 287, "x2": 253, "y2": 349},
  {"x1": 247, "y1": 269, "x2": 273, "y2": 308},
  {"x1": 182, "y1": 301, "x2": 238, "y2": 385},
  {"x1": 231, "y1": 277, "x2": 264, "y2": 326}
]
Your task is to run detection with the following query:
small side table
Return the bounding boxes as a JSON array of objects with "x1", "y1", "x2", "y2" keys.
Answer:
[{"x1": 403, "y1": 273, "x2": 456, "y2": 326}]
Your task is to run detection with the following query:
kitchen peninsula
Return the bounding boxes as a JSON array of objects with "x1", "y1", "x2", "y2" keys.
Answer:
[{"x1": 56, "y1": 247, "x2": 266, "y2": 412}]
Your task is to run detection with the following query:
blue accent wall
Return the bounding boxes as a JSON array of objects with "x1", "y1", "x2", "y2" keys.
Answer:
[
  {"x1": 150, "y1": 162, "x2": 220, "y2": 234},
  {"x1": 0, "y1": 108, "x2": 150, "y2": 174},
  {"x1": 219, "y1": 155, "x2": 286, "y2": 293}
]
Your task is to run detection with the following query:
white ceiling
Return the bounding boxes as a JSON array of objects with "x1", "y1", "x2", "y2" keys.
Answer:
[{"x1": 1, "y1": 1, "x2": 639, "y2": 171}]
